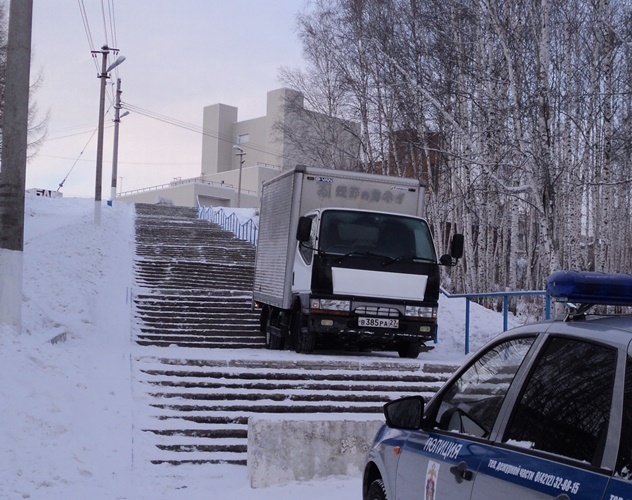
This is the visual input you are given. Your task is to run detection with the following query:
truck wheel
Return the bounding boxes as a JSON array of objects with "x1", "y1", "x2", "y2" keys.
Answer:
[
  {"x1": 263, "y1": 307, "x2": 284, "y2": 350},
  {"x1": 267, "y1": 329, "x2": 284, "y2": 350},
  {"x1": 296, "y1": 327, "x2": 316, "y2": 354},
  {"x1": 292, "y1": 309, "x2": 315, "y2": 354},
  {"x1": 259, "y1": 306, "x2": 269, "y2": 336},
  {"x1": 367, "y1": 478, "x2": 388, "y2": 500},
  {"x1": 397, "y1": 341, "x2": 421, "y2": 359}
]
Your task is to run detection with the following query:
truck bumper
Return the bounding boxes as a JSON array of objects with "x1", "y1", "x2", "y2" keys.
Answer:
[{"x1": 307, "y1": 313, "x2": 437, "y2": 348}]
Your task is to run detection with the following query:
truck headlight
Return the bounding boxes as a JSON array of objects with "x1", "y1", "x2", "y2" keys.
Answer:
[
  {"x1": 405, "y1": 306, "x2": 437, "y2": 319},
  {"x1": 311, "y1": 299, "x2": 351, "y2": 312}
]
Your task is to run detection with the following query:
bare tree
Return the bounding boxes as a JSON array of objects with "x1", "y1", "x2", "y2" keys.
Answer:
[
  {"x1": 0, "y1": 3, "x2": 47, "y2": 161},
  {"x1": 282, "y1": 0, "x2": 632, "y2": 303}
]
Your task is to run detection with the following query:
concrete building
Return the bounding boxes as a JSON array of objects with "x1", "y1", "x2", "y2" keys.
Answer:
[{"x1": 118, "y1": 88, "x2": 360, "y2": 209}]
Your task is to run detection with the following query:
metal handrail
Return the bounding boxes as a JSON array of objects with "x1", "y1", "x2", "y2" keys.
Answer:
[
  {"x1": 440, "y1": 288, "x2": 551, "y2": 354},
  {"x1": 198, "y1": 206, "x2": 259, "y2": 246},
  {"x1": 118, "y1": 176, "x2": 258, "y2": 197}
]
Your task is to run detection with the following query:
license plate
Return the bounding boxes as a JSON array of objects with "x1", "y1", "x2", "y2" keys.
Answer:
[{"x1": 358, "y1": 317, "x2": 399, "y2": 328}]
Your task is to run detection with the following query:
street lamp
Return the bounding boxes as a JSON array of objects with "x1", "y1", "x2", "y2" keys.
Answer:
[{"x1": 233, "y1": 145, "x2": 246, "y2": 208}]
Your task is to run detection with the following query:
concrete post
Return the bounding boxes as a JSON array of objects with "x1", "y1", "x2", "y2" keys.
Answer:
[{"x1": 0, "y1": 0, "x2": 33, "y2": 330}]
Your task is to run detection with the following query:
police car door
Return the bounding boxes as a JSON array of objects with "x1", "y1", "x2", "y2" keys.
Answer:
[
  {"x1": 604, "y1": 346, "x2": 632, "y2": 499},
  {"x1": 394, "y1": 336, "x2": 536, "y2": 500},
  {"x1": 471, "y1": 335, "x2": 618, "y2": 499}
]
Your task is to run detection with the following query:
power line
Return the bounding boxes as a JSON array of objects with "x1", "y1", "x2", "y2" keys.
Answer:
[
  {"x1": 57, "y1": 125, "x2": 100, "y2": 192},
  {"x1": 42, "y1": 153, "x2": 198, "y2": 167},
  {"x1": 107, "y1": 0, "x2": 118, "y2": 61},
  {"x1": 77, "y1": 0, "x2": 99, "y2": 72},
  {"x1": 120, "y1": 102, "x2": 283, "y2": 158},
  {"x1": 99, "y1": 0, "x2": 109, "y2": 47}
]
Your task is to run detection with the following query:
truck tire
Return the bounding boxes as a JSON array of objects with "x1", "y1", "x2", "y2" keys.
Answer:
[
  {"x1": 367, "y1": 479, "x2": 388, "y2": 500},
  {"x1": 259, "y1": 305, "x2": 269, "y2": 336},
  {"x1": 267, "y1": 329, "x2": 284, "y2": 350},
  {"x1": 263, "y1": 306, "x2": 284, "y2": 350},
  {"x1": 296, "y1": 328, "x2": 316, "y2": 354},
  {"x1": 292, "y1": 309, "x2": 315, "y2": 354},
  {"x1": 397, "y1": 341, "x2": 421, "y2": 359}
]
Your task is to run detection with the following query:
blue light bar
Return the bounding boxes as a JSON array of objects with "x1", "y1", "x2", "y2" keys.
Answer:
[{"x1": 546, "y1": 270, "x2": 632, "y2": 306}]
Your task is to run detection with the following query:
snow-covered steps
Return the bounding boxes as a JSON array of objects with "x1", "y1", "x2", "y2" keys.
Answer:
[
  {"x1": 132, "y1": 354, "x2": 459, "y2": 466},
  {"x1": 132, "y1": 203, "x2": 263, "y2": 349}
]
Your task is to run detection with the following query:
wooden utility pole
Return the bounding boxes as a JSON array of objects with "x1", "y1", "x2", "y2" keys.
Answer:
[{"x1": 0, "y1": 0, "x2": 33, "y2": 330}]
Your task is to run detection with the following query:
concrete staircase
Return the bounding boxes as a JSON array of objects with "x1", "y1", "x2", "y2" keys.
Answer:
[
  {"x1": 134, "y1": 355, "x2": 458, "y2": 465},
  {"x1": 130, "y1": 203, "x2": 458, "y2": 466},
  {"x1": 132, "y1": 203, "x2": 264, "y2": 349}
]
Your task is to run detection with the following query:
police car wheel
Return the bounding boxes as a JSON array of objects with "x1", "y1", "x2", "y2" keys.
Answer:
[{"x1": 367, "y1": 478, "x2": 388, "y2": 500}]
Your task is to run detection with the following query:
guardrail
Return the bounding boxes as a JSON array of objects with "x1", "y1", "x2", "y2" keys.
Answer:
[
  {"x1": 198, "y1": 206, "x2": 259, "y2": 246},
  {"x1": 118, "y1": 176, "x2": 258, "y2": 197},
  {"x1": 440, "y1": 289, "x2": 551, "y2": 355}
]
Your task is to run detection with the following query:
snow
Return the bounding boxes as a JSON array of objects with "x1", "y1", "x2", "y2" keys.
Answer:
[{"x1": 0, "y1": 195, "x2": 520, "y2": 499}]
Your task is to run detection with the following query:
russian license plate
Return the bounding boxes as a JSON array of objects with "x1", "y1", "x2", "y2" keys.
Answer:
[{"x1": 358, "y1": 317, "x2": 399, "y2": 328}]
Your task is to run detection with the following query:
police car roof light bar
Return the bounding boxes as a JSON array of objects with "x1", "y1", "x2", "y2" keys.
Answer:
[{"x1": 546, "y1": 270, "x2": 632, "y2": 308}]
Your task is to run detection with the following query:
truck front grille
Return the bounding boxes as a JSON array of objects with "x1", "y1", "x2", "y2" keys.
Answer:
[{"x1": 354, "y1": 306, "x2": 400, "y2": 318}]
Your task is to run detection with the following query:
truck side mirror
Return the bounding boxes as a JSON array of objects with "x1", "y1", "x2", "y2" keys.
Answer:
[
  {"x1": 296, "y1": 216, "x2": 312, "y2": 242},
  {"x1": 439, "y1": 234, "x2": 464, "y2": 266},
  {"x1": 451, "y1": 234, "x2": 464, "y2": 259}
]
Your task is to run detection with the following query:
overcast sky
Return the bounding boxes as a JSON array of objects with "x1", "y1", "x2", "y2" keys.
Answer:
[{"x1": 27, "y1": 0, "x2": 307, "y2": 198}]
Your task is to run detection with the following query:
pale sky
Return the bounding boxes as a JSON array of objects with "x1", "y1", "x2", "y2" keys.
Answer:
[{"x1": 27, "y1": 0, "x2": 307, "y2": 198}]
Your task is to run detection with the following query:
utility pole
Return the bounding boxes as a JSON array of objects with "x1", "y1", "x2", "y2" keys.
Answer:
[
  {"x1": 93, "y1": 45, "x2": 110, "y2": 224},
  {"x1": 92, "y1": 46, "x2": 125, "y2": 220},
  {"x1": 0, "y1": 0, "x2": 33, "y2": 330},
  {"x1": 109, "y1": 78, "x2": 124, "y2": 206}
]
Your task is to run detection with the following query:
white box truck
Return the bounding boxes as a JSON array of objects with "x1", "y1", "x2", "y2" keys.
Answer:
[{"x1": 253, "y1": 165, "x2": 462, "y2": 358}]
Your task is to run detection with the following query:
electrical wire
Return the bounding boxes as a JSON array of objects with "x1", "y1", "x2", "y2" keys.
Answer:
[
  {"x1": 56, "y1": 105, "x2": 114, "y2": 189},
  {"x1": 108, "y1": 0, "x2": 118, "y2": 56},
  {"x1": 77, "y1": 0, "x2": 100, "y2": 73},
  {"x1": 100, "y1": 0, "x2": 109, "y2": 47},
  {"x1": 120, "y1": 102, "x2": 284, "y2": 158},
  {"x1": 57, "y1": 126, "x2": 100, "y2": 192}
]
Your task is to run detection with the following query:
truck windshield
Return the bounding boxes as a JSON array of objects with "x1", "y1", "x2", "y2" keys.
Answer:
[{"x1": 318, "y1": 210, "x2": 436, "y2": 262}]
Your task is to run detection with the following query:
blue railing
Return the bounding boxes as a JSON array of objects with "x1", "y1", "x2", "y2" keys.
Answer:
[
  {"x1": 198, "y1": 206, "x2": 259, "y2": 246},
  {"x1": 440, "y1": 289, "x2": 551, "y2": 355}
]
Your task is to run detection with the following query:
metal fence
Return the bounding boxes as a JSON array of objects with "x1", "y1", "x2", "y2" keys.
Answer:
[
  {"x1": 198, "y1": 206, "x2": 259, "y2": 246},
  {"x1": 440, "y1": 289, "x2": 551, "y2": 354}
]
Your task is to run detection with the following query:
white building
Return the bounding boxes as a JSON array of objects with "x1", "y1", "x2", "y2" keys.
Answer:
[{"x1": 118, "y1": 88, "x2": 360, "y2": 209}]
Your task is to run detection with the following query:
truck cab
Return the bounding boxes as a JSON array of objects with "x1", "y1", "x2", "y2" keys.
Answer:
[{"x1": 289, "y1": 208, "x2": 447, "y2": 358}]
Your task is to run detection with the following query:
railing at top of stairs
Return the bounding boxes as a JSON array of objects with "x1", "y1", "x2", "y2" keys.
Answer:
[{"x1": 198, "y1": 206, "x2": 259, "y2": 246}]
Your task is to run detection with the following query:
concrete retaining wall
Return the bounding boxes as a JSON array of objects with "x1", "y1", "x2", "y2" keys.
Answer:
[{"x1": 247, "y1": 415, "x2": 383, "y2": 488}]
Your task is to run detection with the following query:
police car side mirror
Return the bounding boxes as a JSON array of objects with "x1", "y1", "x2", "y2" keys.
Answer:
[{"x1": 384, "y1": 396, "x2": 425, "y2": 430}]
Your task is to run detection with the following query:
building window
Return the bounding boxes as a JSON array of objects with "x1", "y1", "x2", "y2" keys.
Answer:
[{"x1": 237, "y1": 133, "x2": 249, "y2": 145}]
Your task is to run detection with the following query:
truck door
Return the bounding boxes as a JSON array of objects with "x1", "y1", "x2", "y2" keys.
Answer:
[
  {"x1": 471, "y1": 336, "x2": 618, "y2": 499},
  {"x1": 394, "y1": 337, "x2": 535, "y2": 499},
  {"x1": 293, "y1": 214, "x2": 317, "y2": 294}
]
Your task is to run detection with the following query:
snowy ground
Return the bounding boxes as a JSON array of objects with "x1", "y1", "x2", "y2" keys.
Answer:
[{"x1": 0, "y1": 195, "x2": 525, "y2": 499}]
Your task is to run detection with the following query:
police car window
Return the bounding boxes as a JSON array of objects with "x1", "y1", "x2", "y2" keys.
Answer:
[
  {"x1": 431, "y1": 337, "x2": 535, "y2": 439},
  {"x1": 615, "y1": 355, "x2": 632, "y2": 479},
  {"x1": 504, "y1": 338, "x2": 616, "y2": 466}
]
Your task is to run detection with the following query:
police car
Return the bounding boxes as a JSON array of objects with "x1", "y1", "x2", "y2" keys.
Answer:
[{"x1": 363, "y1": 271, "x2": 632, "y2": 499}]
